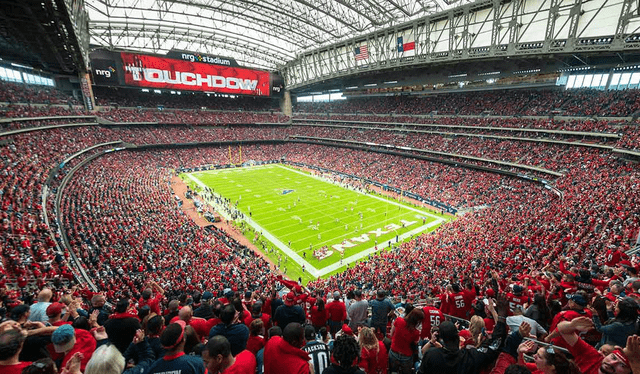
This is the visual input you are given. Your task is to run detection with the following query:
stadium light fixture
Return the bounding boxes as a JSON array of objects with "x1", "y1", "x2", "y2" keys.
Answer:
[
  {"x1": 364, "y1": 83, "x2": 377, "y2": 87},
  {"x1": 11, "y1": 63, "x2": 32, "y2": 69},
  {"x1": 345, "y1": 86, "x2": 358, "y2": 89},
  {"x1": 384, "y1": 80, "x2": 398, "y2": 84}
]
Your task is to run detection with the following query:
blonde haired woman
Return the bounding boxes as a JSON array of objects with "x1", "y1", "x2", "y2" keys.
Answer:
[
  {"x1": 468, "y1": 315, "x2": 487, "y2": 348},
  {"x1": 358, "y1": 327, "x2": 388, "y2": 374}
]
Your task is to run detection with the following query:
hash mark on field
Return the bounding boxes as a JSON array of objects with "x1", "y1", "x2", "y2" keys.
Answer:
[
  {"x1": 366, "y1": 208, "x2": 376, "y2": 212},
  {"x1": 265, "y1": 200, "x2": 272, "y2": 204},
  {"x1": 254, "y1": 194, "x2": 261, "y2": 198},
  {"x1": 245, "y1": 189, "x2": 251, "y2": 192}
]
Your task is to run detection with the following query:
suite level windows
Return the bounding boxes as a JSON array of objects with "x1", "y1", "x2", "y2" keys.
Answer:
[{"x1": 0, "y1": 66, "x2": 54, "y2": 86}]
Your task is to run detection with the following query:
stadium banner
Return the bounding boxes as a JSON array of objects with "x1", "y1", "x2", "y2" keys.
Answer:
[
  {"x1": 79, "y1": 73, "x2": 95, "y2": 111},
  {"x1": 121, "y1": 52, "x2": 271, "y2": 96},
  {"x1": 89, "y1": 49, "x2": 282, "y2": 97},
  {"x1": 166, "y1": 50, "x2": 240, "y2": 67}
]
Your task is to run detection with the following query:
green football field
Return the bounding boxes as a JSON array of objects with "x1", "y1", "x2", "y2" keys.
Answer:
[{"x1": 182, "y1": 164, "x2": 448, "y2": 283}]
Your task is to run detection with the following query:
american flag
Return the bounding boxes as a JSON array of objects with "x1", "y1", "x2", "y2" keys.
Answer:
[{"x1": 354, "y1": 45, "x2": 369, "y2": 60}]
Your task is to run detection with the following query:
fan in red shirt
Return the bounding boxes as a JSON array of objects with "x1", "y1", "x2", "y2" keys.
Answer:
[
  {"x1": 138, "y1": 281, "x2": 164, "y2": 316},
  {"x1": 202, "y1": 335, "x2": 256, "y2": 374},
  {"x1": 326, "y1": 291, "x2": 347, "y2": 336},
  {"x1": 556, "y1": 316, "x2": 639, "y2": 374},
  {"x1": 605, "y1": 246, "x2": 629, "y2": 268},
  {"x1": 420, "y1": 298, "x2": 445, "y2": 340},
  {"x1": 358, "y1": 326, "x2": 388, "y2": 374},
  {"x1": 170, "y1": 306, "x2": 213, "y2": 341},
  {"x1": 0, "y1": 326, "x2": 32, "y2": 374},
  {"x1": 243, "y1": 302, "x2": 271, "y2": 331},
  {"x1": 310, "y1": 298, "x2": 329, "y2": 331},
  {"x1": 246, "y1": 319, "x2": 266, "y2": 354},
  {"x1": 447, "y1": 284, "x2": 471, "y2": 320},
  {"x1": 506, "y1": 285, "x2": 531, "y2": 314},
  {"x1": 389, "y1": 309, "x2": 424, "y2": 374},
  {"x1": 264, "y1": 323, "x2": 311, "y2": 374},
  {"x1": 546, "y1": 291, "x2": 593, "y2": 346}
]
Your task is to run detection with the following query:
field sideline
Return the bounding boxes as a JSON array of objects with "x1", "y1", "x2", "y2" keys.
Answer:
[{"x1": 183, "y1": 164, "x2": 448, "y2": 281}]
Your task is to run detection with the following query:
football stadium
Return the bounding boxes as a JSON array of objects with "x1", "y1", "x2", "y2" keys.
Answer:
[{"x1": 0, "y1": 0, "x2": 640, "y2": 373}]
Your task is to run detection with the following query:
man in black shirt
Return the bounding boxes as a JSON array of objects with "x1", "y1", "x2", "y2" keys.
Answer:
[
  {"x1": 273, "y1": 292, "x2": 305, "y2": 329},
  {"x1": 302, "y1": 325, "x2": 330, "y2": 374}
]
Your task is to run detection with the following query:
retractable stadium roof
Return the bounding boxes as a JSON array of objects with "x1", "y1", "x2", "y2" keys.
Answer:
[{"x1": 85, "y1": 0, "x2": 477, "y2": 71}]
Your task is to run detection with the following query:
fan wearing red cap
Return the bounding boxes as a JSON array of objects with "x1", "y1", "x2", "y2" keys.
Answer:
[
  {"x1": 277, "y1": 278, "x2": 311, "y2": 306},
  {"x1": 46, "y1": 303, "x2": 72, "y2": 326},
  {"x1": 340, "y1": 324, "x2": 353, "y2": 336},
  {"x1": 273, "y1": 292, "x2": 305, "y2": 329},
  {"x1": 557, "y1": 316, "x2": 639, "y2": 374}
]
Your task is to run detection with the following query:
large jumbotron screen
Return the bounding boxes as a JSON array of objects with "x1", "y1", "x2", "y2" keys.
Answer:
[{"x1": 89, "y1": 49, "x2": 282, "y2": 97}]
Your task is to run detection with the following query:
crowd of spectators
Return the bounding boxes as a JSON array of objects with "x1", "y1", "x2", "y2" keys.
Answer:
[
  {"x1": 1, "y1": 85, "x2": 640, "y2": 373},
  {"x1": 98, "y1": 108, "x2": 289, "y2": 125},
  {"x1": 1, "y1": 253, "x2": 639, "y2": 374},
  {"x1": 0, "y1": 82, "x2": 80, "y2": 105},
  {"x1": 295, "y1": 88, "x2": 640, "y2": 117},
  {"x1": 292, "y1": 116, "x2": 639, "y2": 151},
  {"x1": 1, "y1": 115, "x2": 636, "y2": 293},
  {"x1": 92, "y1": 86, "x2": 282, "y2": 112},
  {"x1": 296, "y1": 114, "x2": 627, "y2": 133},
  {"x1": 60, "y1": 150, "x2": 278, "y2": 300}
]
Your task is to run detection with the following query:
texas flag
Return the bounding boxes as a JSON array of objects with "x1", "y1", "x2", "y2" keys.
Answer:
[{"x1": 397, "y1": 36, "x2": 415, "y2": 52}]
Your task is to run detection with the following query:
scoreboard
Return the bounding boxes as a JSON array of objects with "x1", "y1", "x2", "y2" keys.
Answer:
[{"x1": 90, "y1": 49, "x2": 283, "y2": 97}]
